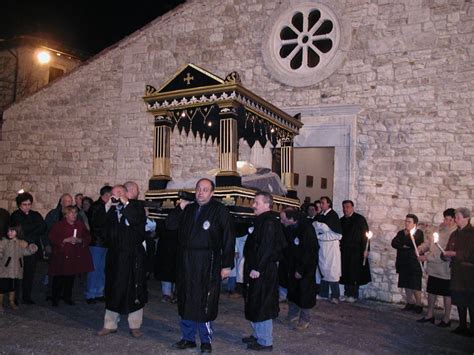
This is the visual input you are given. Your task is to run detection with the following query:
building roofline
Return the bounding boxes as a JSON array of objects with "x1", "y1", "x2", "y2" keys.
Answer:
[{"x1": 0, "y1": 35, "x2": 90, "y2": 60}]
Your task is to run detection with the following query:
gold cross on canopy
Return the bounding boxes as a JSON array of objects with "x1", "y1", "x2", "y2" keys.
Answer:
[{"x1": 183, "y1": 72, "x2": 194, "y2": 85}]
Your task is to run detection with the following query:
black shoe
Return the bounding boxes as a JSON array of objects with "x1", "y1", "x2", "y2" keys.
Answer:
[
  {"x1": 437, "y1": 320, "x2": 451, "y2": 328},
  {"x1": 401, "y1": 304, "x2": 414, "y2": 311},
  {"x1": 416, "y1": 317, "x2": 434, "y2": 324},
  {"x1": 173, "y1": 339, "x2": 197, "y2": 350},
  {"x1": 201, "y1": 343, "x2": 212, "y2": 353},
  {"x1": 52, "y1": 300, "x2": 59, "y2": 307},
  {"x1": 247, "y1": 342, "x2": 273, "y2": 351},
  {"x1": 452, "y1": 326, "x2": 468, "y2": 335},
  {"x1": 412, "y1": 306, "x2": 423, "y2": 314},
  {"x1": 242, "y1": 335, "x2": 258, "y2": 344},
  {"x1": 86, "y1": 298, "x2": 97, "y2": 304},
  {"x1": 22, "y1": 299, "x2": 35, "y2": 305},
  {"x1": 63, "y1": 299, "x2": 75, "y2": 306}
]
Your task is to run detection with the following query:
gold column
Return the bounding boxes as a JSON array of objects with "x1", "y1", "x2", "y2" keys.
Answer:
[
  {"x1": 153, "y1": 125, "x2": 171, "y2": 179},
  {"x1": 217, "y1": 104, "x2": 240, "y2": 177},
  {"x1": 281, "y1": 140, "x2": 294, "y2": 190},
  {"x1": 218, "y1": 117, "x2": 238, "y2": 175},
  {"x1": 150, "y1": 114, "x2": 172, "y2": 188}
]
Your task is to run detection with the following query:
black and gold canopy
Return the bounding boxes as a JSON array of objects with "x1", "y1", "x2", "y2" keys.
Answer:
[{"x1": 143, "y1": 63, "x2": 302, "y2": 147}]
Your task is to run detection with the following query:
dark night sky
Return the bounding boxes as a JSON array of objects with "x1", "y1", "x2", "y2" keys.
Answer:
[{"x1": 0, "y1": 0, "x2": 185, "y2": 56}]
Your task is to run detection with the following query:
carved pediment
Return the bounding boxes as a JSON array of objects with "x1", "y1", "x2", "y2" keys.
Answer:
[{"x1": 157, "y1": 63, "x2": 224, "y2": 93}]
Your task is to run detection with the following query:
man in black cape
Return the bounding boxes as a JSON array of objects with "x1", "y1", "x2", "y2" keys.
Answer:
[
  {"x1": 280, "y1": 207, "x2": 319, "y2": 330},
  {"x1": 97, "y1": 182, "x2": 147, "y2": 338},
  {"x1": 166, "y1": 178, "x2": 235, "y2": 353},
  {"x1": 340, "y1": 200, "x2": 371, "y2": 302},
  {"x1": 242, "y1": 191, "x2": 286, "y2": 351}
]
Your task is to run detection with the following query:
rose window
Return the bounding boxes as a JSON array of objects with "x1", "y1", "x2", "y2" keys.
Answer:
[
  {"x1": 279, "y1": 9, "x2": 335, "y2": 70},
  {"x1": 262, "y1": 2, "x2": 348, "y2": 87}
]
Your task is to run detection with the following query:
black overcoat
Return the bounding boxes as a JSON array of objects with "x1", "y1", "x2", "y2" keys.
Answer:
[
  {"x1": 166, "y1": 199, "x2": 235, "y2": 322},
  {"x1": 286, "y1": 219, "x2": 319, "y2": 309},
  {"x1": 340, "y1": 213, "x2": 371, "y2": 286},
  {"x1": 244, "y1": 211, "x2": 286, "y2": 322},
  {"x1": 104, "y1": 200, "x2": 147, "y2": 314},
  {"x1": 154, "y1": 219, "x2": 178, "y2": 282},
  {"x1": 391, "y1": 229, "x2": 424, "y2": 275}
]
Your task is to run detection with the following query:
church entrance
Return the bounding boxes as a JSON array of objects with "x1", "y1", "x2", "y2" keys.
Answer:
[{"x1": 293, "y1": 147, "x2": 335, "y2": 204}]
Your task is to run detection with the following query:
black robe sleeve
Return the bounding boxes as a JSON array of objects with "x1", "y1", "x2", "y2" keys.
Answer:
[
  {"x1": 165, "y1": 205, "x2": 186, "y2": 231},
  {"x1": 218, "y1": 206, "x2": 235, "y2": 269},
  {"x1": 295, "y1": 222, "x2": 318, "y2": 276}
]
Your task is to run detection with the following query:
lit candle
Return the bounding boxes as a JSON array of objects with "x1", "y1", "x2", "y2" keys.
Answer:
[
  {"x1": 433, "y1": 232, "x2": 445, "y2": 253},
  {"x1": 363, "y1": 231, "x2": 373, "y2": 266},
  {"x1": 73, "y1": 229, "x2": 77, "y2": 238},
  {"x1": 410, "y1": 228, "x2": 425, "y2": 272}
]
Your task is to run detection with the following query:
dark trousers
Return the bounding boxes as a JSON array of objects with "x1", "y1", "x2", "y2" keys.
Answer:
[
  {"x1": 344, "y1": 285, "x2": 360, "y2": 298},
  {"x1": 457, "y1": 306, "x2": 473, "y2": 329},
  {"x1": 52, "y1": 275, "x2": 75, "y2": 302},
  {"x1": 21, "y1": 254, "x2": 37, "y2": 301}
]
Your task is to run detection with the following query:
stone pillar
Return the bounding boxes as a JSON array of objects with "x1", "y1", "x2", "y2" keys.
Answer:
[
  {"x1": 216, "y1": 104, "x2": 241, "y2": 187},
  {"x1": 281, "y1": 139, "x2": 297, "y2": 198},
  {"x1": 149, "y1": 115, "x2": 172, "y2": 190}
]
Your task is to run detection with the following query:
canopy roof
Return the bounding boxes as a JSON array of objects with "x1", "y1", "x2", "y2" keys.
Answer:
[{"x1": 143, "y1": 63, "x2": 303, "y2": 147}]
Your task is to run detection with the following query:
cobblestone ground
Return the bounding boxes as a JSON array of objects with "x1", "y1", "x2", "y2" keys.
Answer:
[{"x1": 0, "y1": 262, "x2": 473, "y2": 354}]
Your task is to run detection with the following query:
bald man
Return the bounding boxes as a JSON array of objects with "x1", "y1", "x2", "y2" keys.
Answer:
[{"x1": 98, "y1": 183, "x2": 147, "y2": 338}]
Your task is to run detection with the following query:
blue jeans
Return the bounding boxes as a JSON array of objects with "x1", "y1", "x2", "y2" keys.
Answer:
[
  {"x1": 226, "y1": 277, "x2": 236, "y2": 292},
  {"x1": 319, "y1": 280, "x2": 340, "y2": 299},
  {"x1": 85, "y1": 246, "x2": 107, "y2": 300},
  {"x1": 279, "y1": 286, "x2": 287, "y2": 301},
  {"x1": 180, "y1": 319, "x2": 213, "y2": 344},
  {"x1": 250, "y1": 320, "x2": 272, "y2": 346}
]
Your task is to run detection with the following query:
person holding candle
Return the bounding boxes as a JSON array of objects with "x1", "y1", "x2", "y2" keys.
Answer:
[
  {"x1": 340, "y1": 200, "x2": 371, "y2": 303},
  {"x1": 443, "y1": 207, "x2": 474, "y2": 337},
  {"x1": 48, "y1": 206, "x2": 93, "y2": 306},
  {"x1": 391, "y1": 214, "x2": 424, "y2": 314},
  {"x1": 416, "y1": 208, "x2": 456, "y2": 326}
]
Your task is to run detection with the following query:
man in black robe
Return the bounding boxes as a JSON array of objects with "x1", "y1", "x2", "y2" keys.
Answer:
[
  {"x1": 166, "y1": 178, "x2": 235, "y2": 353},
  {"x1": 97, "y1": 182, "x2": 147, "y2": 338},
  {"x1": 242, "y1": 191, "x2": 286, "y2": 351},
  {"x1": 280, "y1": 207, "x2": 319, "y2": 330},
  {"x1": 340, "y1": 200, "x2": 371, "y2": 302}
]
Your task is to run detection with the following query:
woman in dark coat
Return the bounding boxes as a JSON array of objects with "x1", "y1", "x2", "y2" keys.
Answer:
[
  {"x1": 10, "y1": 192, "x2": 47, "y2": 304},
  {"x1": 391, "y1": 214, "x2": 424, "y2": 314},
  {"x1": 48, "y1": 206, "x2": 93, "y2": 306},
  {"x1": 281, "y1": 208, "x2": 318, "y2": 330},
  {"x1": 443, "y1": 207, "x2": 474, "y2": 336}
]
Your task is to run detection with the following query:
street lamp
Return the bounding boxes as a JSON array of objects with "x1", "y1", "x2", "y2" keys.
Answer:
[{"x1": 36, "y1": 50, "x2": 51, "y2": 64}]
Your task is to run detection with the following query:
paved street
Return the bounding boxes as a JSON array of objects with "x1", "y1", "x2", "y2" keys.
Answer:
[{"x1": 0, "y1": 262, "x2": 472, "y2": 354}]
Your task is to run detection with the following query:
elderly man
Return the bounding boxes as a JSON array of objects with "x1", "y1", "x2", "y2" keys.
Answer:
[
  {"x1": 242, "y1": 191, "x2": 286, "y2": 351},
  {"x1": 339, "y1": 200, "x2": 371, "y2": 303},
  {"x1": 166, "y1": 178, "x2": 235, "y2": 353},
  {"x1": 443, "y1": 207, "x2": 474, "y2": 336},
  {"x1": 280, "y1": 207, "x2": 318, "y2": 330},
  {"x1": 97, "y1": 182, "x2": 147, "y2": 338}
]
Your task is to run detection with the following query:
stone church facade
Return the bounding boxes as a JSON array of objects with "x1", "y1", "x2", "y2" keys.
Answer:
[{"x1": 0, "y1": 0, "x2": 472, "y2": 303}]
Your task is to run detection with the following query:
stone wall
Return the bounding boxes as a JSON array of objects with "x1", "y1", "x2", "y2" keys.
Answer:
[{"x1": 1, "y1": 0, "x2": 473, "y2": 304}]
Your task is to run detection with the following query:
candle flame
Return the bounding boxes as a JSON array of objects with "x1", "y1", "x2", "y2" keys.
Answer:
[
  {"x1": 18, "y1": 189, "x2": 25, "y2": 194},
  {"x1": 366, "y1": 231, "x2": 373, "y2": 239},
  {"x1": 433, "y1": 232, "x2": 439, "y2": 244},
  {"x1": 410, "y1": 227, "x2": 416, "y2": 237}
]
